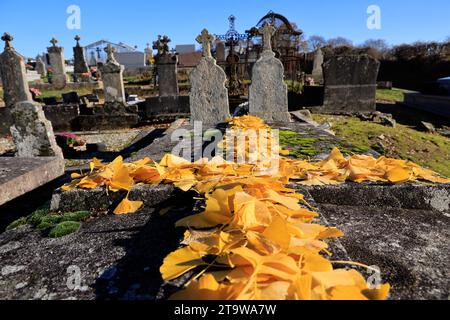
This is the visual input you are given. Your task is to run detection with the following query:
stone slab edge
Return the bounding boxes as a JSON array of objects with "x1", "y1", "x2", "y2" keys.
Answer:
[{"x1": 0, "y1": 157, "x2": 65, "y2": 206}]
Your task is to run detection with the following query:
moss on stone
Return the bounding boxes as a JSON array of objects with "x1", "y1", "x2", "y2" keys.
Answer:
[
  {"x1": 48, "y1": 221, "x2": 81, "y2": 238},
  {"x1": 6, "y1": 217, "x2": 28, "y2": 231},
  {"x1": 312, "y1": 114, "x2": 450, "y2": 178},
  {"x1": 61, "y1": 211, "x2": 91, "y2": 222},
  {"x1": 27, "y1": 208, "x2": 51, "y2": 226},
  {"x1": 279, "y1": 130, "x2": 320, "y2": 158}
]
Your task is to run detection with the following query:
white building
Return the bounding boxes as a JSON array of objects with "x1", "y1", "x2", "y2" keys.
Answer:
[{"x1": 84, "y1": 40, "x2": 146, "y2": 69}]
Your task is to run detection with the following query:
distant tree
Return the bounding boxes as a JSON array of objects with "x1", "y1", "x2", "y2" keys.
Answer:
[
  {"x1": 307, "y1": 35, "x2": 326, "y2": 51},
  {"x1": 361, "y1": 39, "x2": 389, "y2": 52},
  {"x1": 327, "y1": 37, "x2": 353, "y2": 48}
]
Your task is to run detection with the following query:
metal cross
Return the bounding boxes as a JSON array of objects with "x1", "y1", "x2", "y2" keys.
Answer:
[
  {"x1": 104, "y1": 44, "x2": 117, "y2": 63},
  {"x1": 50, "y1": 37, "x2": 58, "y2": 47},
  {"x1": 1, "y1": 32, "x2": 13, "y2": 50},
  {"x1": 259, "y1": 23, "x2": 276, "y2": 53},
  {"x1": 196, "y1": 29, "x2": 215, "y2": 58}
]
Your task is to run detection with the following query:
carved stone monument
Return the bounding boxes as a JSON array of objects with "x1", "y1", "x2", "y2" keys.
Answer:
[
  {"x1": 0, "y1": 33, "x2": 62, "y2": 158},
  {"x1": 312, "y1": 47, "x2": 324, "y2": 84},
  {"x1": 189, "y1": 29, "x2": 230, "y2": 125},
  {"x1": 47, "y1": 37, "x2": 68, "y2": 89},
  {"x1": 35, "y1": 57, "x2": 47, "y2": 77},
  {"x1": 73, "y1": 35, "x2": 89, "y2": 82},
  {"x1": 322, "y1": 54, "x2": 380, "y2": 113},
  {"x1": 99, "y1": 44, "x2": 126, "y2": 107},
  {"x1": 153, "y1": 35, "x2": 178, "y2": 97},
  {"x1": 0, "y1": 33, "x2": 32, "y2": 108},
  {"x1": 249, "y1": 23, "x2": 290, "y2": 122}
]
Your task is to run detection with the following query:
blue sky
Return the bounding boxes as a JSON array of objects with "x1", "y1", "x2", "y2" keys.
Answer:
[{"x1": 0, "y1": 0, "x2": 449, "y2": 58}]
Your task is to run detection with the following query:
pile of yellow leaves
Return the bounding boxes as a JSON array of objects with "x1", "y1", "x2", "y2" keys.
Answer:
[{"x1": 62, "y1": 115, "x2": 449, "y2": 300}]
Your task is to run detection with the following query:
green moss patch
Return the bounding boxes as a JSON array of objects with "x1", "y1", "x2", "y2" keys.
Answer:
[
  {"x1": 279, "y1": 130, "x2": 368, "y2": 160},
  {"x1": 7, "y1": 208, "x2": 91, "y2": 238},
  {"x1": 48, "y1": 222, "x2": 81, "y2": 238}
]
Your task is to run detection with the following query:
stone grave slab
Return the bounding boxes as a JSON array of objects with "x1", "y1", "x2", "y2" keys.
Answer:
[
  {"x1": 304, "y1": 183, "x2": 450, "y2": 213},
  {"x1": 317, "y1": 203, "x2": 450, "y2": 300},
  {"x1": 0, "y1": 157, "x2": 65, "y2": 206},
  {"x1": 139, "y1": 95, "x2": 190, "y2": 120}
]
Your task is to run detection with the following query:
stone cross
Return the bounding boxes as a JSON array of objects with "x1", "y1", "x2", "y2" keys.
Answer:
[
  {"x1": 74, "y1": 35, "x2": 81, "y2": 47},
  {"x1": 104, "y1": 44, "x2": 117, "y2": 64},
  {"x1": 153, "y1": 35, "x2": 171, "y2": 56},
  {"x1": 196, "y1": 29, "x2": 215, "y2": 58},
  {"x1": 1, "y1": 32, "x2": 13, "y2": 50},
  {"x1": 259, "y1": 23, "x2": 276, "y2": 53},
  {"x1": 50, "y1": 37, "x2": 58, "y2": 47}
]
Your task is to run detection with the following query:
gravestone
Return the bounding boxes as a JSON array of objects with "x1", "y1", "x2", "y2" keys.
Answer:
[
  {"x1": 153, "y1": 35, "x2": 179, "y2": 97},
  {"x1": 216, "y1": 41, "x2": 226, "y2": 62},
  {"x1": 73, "y1": 35, "x2": 89, "y2": 82},
  {"x1": 249, "y1": 23, "x2": 290, "y2": 122},
  {"x1": 77, "y1": 44, "x2": 138, "y2": 130},
  {"x1": 35, "y1": 57, "x2": 47, "y2": 77},
  {"x1": 312, "y1": 47, "x2": 324, "y2": 84},
  {"x1": 322, "y1": 54, "x2": 380, "y2": 113},
  {"x1": 0, "y1": 33, "x2": 62, "y2": 158},
  {"x1": 47, "y1": 38, "x2": 68, "y2": 90},
  {"x1": 99, "y1": 44, "x2": 126, "y2": 106},
  {"x1": 0, "y1": 33, "x2": 32, "y2": 108},
  {"x1": 189, "y1": 29, "x2": 230, "y2": 125}
]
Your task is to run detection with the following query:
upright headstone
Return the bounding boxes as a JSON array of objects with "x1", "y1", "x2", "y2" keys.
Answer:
[
  {"x1": 73, "y1": 35, "x2": 89, "y2": 82},
  {"x1": 153, "y1": 35, "x2": 179, "y2": 97},
  {"x1": 0, "y1": 33, "x2": 32, "y2": 108},
  {"x1": 312, "y1": 47, "x2": 324, "y2": 84},
  {"x1": 189, "y1": 29, "x2": 230, "y2": 125},
  {"x1": 99, "y1": 44, "x2": 126, "y2": 109},
  {"x1": 35, "y1": 57, "x2": 47, "y2": 77},
  {"x1": 249, "y1": 23, "x2": 290, "y2": 122},
  {"x1": 322, "y1": 54, "x2": 380, "y2": 113},
  {"x1": 47, "y1": 37, "x2": 68, "y2": 89},
  {"x1": 0, "y1": 33, "x2": 62, "y2": 157},
  {"x1": 216, "y1": 41, "x2": 226, "y2": 63}
]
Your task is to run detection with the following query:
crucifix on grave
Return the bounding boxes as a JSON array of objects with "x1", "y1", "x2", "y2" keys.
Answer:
[
  {"x1": 152, "y1": 35, "x2": 178, "y2": 96},
  {"x1": 196, "y1": 29, "x2": 215, "y2": 58},
  {"x1": 104, "y1": 44, "x2": 118, "y2": 64},
  {"x1": 1, "y1": 32, "x2": 13, "y2": 50},
  {"x1": 50, "y1": 37, "x2": 58, "y2": 47},
  {"x1": 259, "y1": 22, "x2": 276, "y2": 54},
  {"x1": 74, "y1": 35, "x2": 81, "y2": 47},
  {"x1": 153, "y1": 35, "x2": 171, "y2": 57},
  {"x1": 47, "y1": 37, "x2": 68, "y2": 89}
]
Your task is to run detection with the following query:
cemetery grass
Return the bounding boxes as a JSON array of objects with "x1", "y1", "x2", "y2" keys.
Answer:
[
  {"x1": 38, "y1": 87, "x2": 93, "y2": 99},
  {"x1": 376, "y1": 88, "x2": 407, "y2": 103},
  {"x1": 312, "y1": 114, "x2": 450, "y2": 178}
]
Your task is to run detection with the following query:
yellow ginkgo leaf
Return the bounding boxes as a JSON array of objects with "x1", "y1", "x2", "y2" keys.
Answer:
[
  {"x1": 386, "y1": 167, "x2": 411, "y2": 183},
  {"x1": 262, "y1": 216, "x2": 291, "y2": 251},
  {"x1": 113, "y1": 197, "x2": 143, "y2": 215},
  {"x1": 160, "y1": 246, "x2": 204, "y2": 281}
]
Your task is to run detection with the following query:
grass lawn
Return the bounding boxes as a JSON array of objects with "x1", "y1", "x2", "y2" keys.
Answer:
[
  {"x1": 376, "y1": 88, "x2": 407, "y2": 103},
  {"x1": 38, "y1": 88, "x2": 93, "y2": 99},
  {"x1": 312, "y1": 114, "x2": 450, "y2": 178}
]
